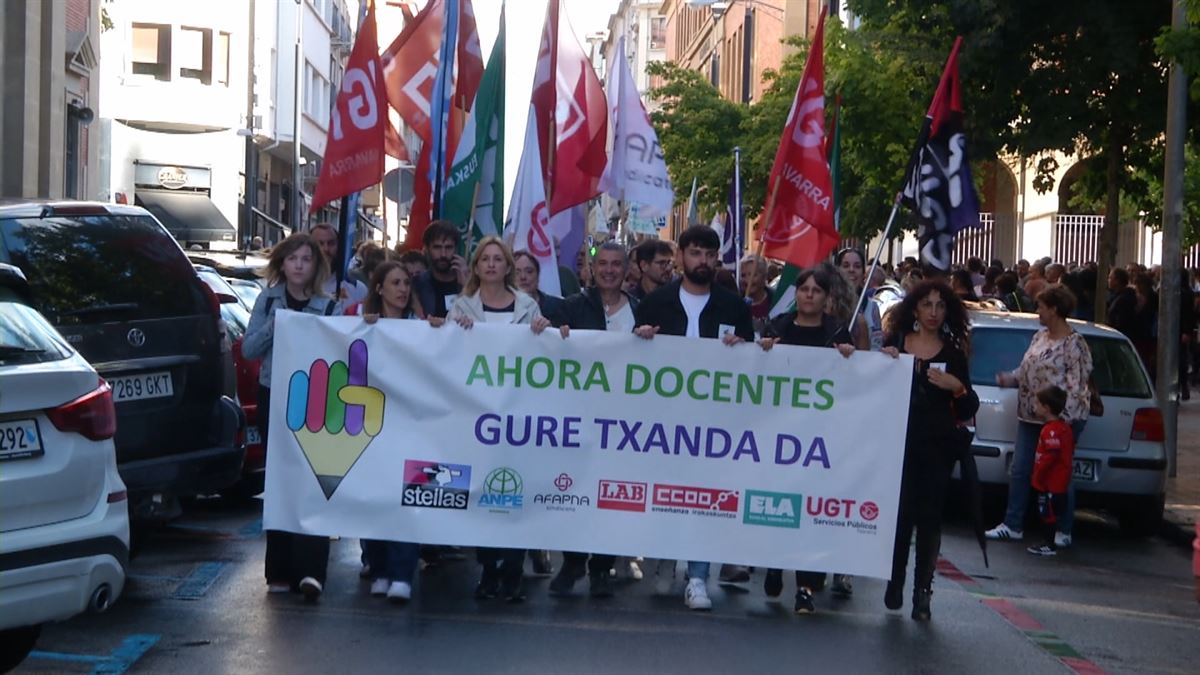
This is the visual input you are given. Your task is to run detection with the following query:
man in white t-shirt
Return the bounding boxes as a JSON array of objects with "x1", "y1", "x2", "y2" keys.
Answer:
[{"x1": 632, "y1": 226, "x2": 754, "y2": 611}]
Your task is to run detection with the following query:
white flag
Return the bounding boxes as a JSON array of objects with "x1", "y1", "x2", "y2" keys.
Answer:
[
  {"x1": 600, "y1": 37, "x2": 674, "y2": 218},
  {"x1": 504, "y1": 106, "x2": 562, "y2": 297}
]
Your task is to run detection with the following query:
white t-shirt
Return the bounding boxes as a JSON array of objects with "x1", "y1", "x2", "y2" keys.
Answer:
[
  {"x1": 606, "y1": 301, "x2": 635, "y2": 334},
  {"x1": 679, "y1": 287, "x2": 711, "y2": 338}
]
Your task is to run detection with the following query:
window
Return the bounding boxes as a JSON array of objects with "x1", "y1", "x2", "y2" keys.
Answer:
[
  {"x1": 131, "y1": 23, "x2": 170, "y2": 80},
  {"x1": 215, "y1": 32, "x2": 231, "y2": 86},
  {"x1": 968, "y1": 327, "x2": 1152, "y2": 399},
  {"x1": 178, "y1": 26, "x2": 213, "y2": 84},
  {"x1": 304, "y1": 61, "x2": 331, "y2": 126},
  {"x1": 649, "y1": 17, "x2": 667, "y2": 50}
]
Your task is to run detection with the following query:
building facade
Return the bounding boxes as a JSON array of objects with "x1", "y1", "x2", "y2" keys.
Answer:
[
  {"x1": 0, "y1": 0, "x2": 102, "y2": 201},
  {"x1": 600, "y1": 0, "x2": 669, "y2": 100}
]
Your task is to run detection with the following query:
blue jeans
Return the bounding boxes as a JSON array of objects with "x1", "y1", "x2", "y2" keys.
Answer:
[
  {"x1": 1004, "y1": 420, "x2": 1085, "y2": 535},
  {"x1": 363, "y1": 540, "x2": 419, "y2": 584},
  {"x1": 686, "y1": 561, "x2": 709, "y2": 581}
]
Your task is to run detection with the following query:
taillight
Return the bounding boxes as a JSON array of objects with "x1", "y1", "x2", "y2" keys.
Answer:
[
  {"x1": 1131, "y1": 408, "x2": 1164, "y2": 442},
  {"x1": 47, "y1": 379, "x2": 117, "y2": 441},
  {"x1": 197, "y1": 281, "x2": 231, "y2": 353}
]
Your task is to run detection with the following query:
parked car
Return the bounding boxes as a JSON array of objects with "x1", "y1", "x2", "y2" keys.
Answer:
[
  {"x1": 0, "y1": 201, "x2": 244, "y2": 521},
  {"x1": 0, "y1": 266, "x2": 129, "y2": 671},
  {"x1": 965, "y1": 310, "x2": 1166, "y2": 534},
  {"x1": 226, "y1": 277, "x2": 264, "y2": 309},
  {"x1": 195, "y1": 266, "x2": 264, "y2": 496},
  {"x1": 186, "y1": 250, "x2": 269, "y2": 282}
]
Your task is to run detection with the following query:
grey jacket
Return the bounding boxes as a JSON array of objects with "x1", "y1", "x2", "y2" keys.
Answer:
[
  {"x1": 447, "y1": 288, "x2": 542, "y2": 325},
  {"x1": 243, "y1": 283, "x2": 341, "y2": 387}
]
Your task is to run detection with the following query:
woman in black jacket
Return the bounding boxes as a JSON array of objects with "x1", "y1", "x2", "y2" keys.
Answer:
[{"x1": 880, "y1": 280, "x2": 979, "y2": 621}]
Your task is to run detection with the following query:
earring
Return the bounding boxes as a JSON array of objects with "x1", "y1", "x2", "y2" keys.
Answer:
[
  {"x1": 912, "y1": 320, "x2": 920, "y2": 333},
  {"x1": 942, "y1": 322, "x2": 951, "y2": 335}
]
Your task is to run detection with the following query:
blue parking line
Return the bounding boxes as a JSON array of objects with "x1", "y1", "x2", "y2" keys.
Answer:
[
  {"x1": 91, "y1": 634, "x2": 160, "y2": 675},
  {"x1": 173, "y1": 561, "x2": 228, "y2": 599},
  {"x1": 28, "y1": 633, "x2": 160, "y2": 674}
]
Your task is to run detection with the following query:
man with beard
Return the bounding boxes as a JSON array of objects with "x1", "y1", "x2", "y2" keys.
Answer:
[
  {"x1": 413, "y1": 220, "x2": 469, "y2": 318},
  {"x1": 631, "y1": 239, "x2": 675, "y2": 301},
  {"x1": 633, "y1": 225, "x2": 754, "y2": 611},
  {"x1": 550, "y1": 242, "x2": 641, "y2": 599}
]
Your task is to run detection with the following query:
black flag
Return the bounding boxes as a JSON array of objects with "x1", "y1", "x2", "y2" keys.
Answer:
[{"x1": 901, "y1": 38, "x2": 980, "y2": 271}]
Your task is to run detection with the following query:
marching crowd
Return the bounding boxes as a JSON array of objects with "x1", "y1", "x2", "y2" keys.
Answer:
[{"x1": 242, "y1": 220, "x2": 1195, "y2": 622}]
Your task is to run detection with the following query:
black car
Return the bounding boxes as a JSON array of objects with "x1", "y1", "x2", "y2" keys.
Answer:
[{"x1": 0, "y1": 201, "x2": 244, "y2": 519}]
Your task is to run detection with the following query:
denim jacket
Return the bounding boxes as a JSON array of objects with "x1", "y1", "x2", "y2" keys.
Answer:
[{"x1": 242, "y1": 283, "x2": 341, "y2": 387}]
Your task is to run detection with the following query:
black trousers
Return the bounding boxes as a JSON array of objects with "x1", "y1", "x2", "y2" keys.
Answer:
[
  {"x1": 260, "y1": 386, "x2": 330, "y2": 586},
  {"x1": 890, "y1": 441, "x2": 956, "y2": 592},
  {"x1": 477, "y1": 547, "x2": 525, "y2": 587},
  {"x1": 562, "y1": 552, "x2": 616, "y2": 577}
]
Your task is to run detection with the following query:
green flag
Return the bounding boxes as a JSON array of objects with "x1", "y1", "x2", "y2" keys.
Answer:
[
  {"x1": 829, "y1": 94, "x2": 842, "y2": 232},
  {"x1": 443, "y1": 10, "x2": 504, "y2": 255},
  {"x1": 768, "y1": 264, "x2": 800, "y2": 318}
]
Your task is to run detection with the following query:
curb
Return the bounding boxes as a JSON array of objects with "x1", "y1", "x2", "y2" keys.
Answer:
[{"x1": 1160, "y1": 509, "x2": 1196, "y2": 548}]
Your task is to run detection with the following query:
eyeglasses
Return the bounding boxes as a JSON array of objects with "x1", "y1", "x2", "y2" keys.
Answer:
[{"x1": 652, "y1": 259, "x2": 673, "y2": 267}]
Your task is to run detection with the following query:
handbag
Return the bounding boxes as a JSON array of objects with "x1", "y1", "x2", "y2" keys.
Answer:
[{"x1": 1088, "y1": 375, "x2": 1104, "y2": 417}]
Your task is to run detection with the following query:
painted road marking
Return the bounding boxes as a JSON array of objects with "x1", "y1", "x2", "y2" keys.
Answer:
[
  {"x1": 173, "y1": 561, "x2": 228, "y2": 599},
  {"x1": 937, "y1": 557, "x2": 1109, "y2": 675},
  {"x1": 29, "y1": 633, "x2": 160, "y2": 675}
]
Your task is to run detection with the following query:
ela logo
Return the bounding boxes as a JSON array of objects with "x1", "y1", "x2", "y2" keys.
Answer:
[
  {"x1": 479, "y1": 467, "x2": 524, "y2": 510},
  {"x1": 285, "y1": 339, "x2": 384, "y2": 499},
  {"x1": 743, "y1": 490, "x2": 802, "y2": 529}
]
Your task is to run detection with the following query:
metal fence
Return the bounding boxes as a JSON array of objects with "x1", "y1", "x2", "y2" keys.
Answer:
[
  {"x1": 953, "y1": 213, "x2": 995, "y2": 267},
  {"x1": 1052, "y1": 214, "x2": 1105, "y2": 265}
]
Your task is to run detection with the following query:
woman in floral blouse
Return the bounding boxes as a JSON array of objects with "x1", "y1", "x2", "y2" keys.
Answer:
[{"x1": 986, "y1": 285, "x2": 1093, "y2": 546}]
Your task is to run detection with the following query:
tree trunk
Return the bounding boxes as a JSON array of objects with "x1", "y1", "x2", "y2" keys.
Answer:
[{"x1": 1094, "y1": 132, "x2": 1124, "y2": 323}]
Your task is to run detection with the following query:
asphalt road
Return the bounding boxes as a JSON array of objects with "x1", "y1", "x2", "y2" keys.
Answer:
[{"x1": 14, "y1": 499, "x2": 1200, "y2": 675}]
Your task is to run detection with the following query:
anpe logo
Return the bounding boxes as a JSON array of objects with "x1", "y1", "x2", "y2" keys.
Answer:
[
  {"x1": 652, "y1": 484, "x2": 739, "y2": 518},
  {"x1": 860, "y1": 501, "x2": 879, "y2": 521},
  {"x1": 401, "y1": 460, "x2": 471, "y2": 510},
  {"x1": 743, "y1": 490, "x2": 802, "y2": 529},
  {"x1": 479, "y1": 467, "x2": 524, "y2": 510},
  {"x1": 598, "y1": 480, "x2": 647, "y2": 512}
]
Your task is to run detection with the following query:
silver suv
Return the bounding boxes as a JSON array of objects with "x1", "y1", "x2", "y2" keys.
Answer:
[{"x1": 966, "y1": 310, "x2": 1166, "y2": 534}]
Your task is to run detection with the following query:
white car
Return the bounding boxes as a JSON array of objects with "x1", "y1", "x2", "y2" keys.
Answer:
[
  {"x1": 0, "y1": 266, "x2": 130, "y2": 671},
  {"x1": 966, "y1": 310, "x2": 1166, "y2": 534}
]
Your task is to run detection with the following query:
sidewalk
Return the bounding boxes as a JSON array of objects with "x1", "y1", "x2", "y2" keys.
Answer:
[{"x1": 1163, "y1": 397, "x2": 1200, "y2": 543}]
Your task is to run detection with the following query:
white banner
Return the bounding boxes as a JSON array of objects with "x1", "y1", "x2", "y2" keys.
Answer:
[{"x1": 264, "y1": 313, "x2": 914, "y2": 578}]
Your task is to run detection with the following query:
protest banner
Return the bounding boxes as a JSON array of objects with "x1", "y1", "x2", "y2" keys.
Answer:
[{"x1": 264, "y1": 313, "x2": 913, "y2": 578}]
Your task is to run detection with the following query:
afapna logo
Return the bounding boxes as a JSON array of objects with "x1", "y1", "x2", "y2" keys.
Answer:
[{"x1": 534, "y1": 472, "x2": 591, "y2": 512}]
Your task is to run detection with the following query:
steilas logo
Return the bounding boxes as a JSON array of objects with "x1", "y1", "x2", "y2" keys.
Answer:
[
  {"x1": 597, "y1": 480, "x2": 647, "y2": 512},
  {"x1": 401, "y1": 460, "x2": 471, "y2": 510}
]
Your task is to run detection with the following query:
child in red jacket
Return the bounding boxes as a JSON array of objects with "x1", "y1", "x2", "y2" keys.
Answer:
[{"x1": 1027, "y1": 385, "x2": 1075, "y2": 557}]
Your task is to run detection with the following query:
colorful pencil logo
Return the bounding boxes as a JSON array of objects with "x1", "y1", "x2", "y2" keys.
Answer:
[{"x1": 285, "y1": 339, "x2": 384, "y2": 499}]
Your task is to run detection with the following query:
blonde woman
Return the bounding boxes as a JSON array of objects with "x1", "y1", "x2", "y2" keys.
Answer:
[
  {"x1": 243, "y1": 233, "x2": 340, "y2": 601},
  {"x1": 446, "y1": 236, "x2": 549, "y2": 601}
]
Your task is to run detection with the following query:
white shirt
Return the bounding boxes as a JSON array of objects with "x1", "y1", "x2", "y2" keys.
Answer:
[
  {"x1": 679, "y1": 287, "x2": 710, "y2": 339},
  {"x1": 606, "y1": 301, "x2": 635, "y2": 333},
  {"x1": 323, "y1": 277, "x2": 367, "y2": 304}
]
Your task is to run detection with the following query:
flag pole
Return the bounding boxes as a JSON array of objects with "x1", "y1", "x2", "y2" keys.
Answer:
[
  {"x1": 848, "y1": 193, "x2": 902, "y2": 333},
  {"x1": 734, "y1": 145, "x2": 743, "y2": 289}
]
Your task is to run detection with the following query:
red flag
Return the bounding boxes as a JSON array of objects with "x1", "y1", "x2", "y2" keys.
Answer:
[
  {"x1": 384, "y1": 120, "x2": 408, "y2": 161},
  {"x1": 404, "y1": 145, "x2": 433, "y2": 250},
  {"x1": 309, "y1": 0, "x2": 386, "y2": 213},
  {"x1": 531, "y1": 0, "x2": 608, "y2": 215},
  {"x1": 761, "y1": 13, "x2": 838, "y2": 268},
  {"x1": 382, "y1": 0, "x2": 444, "y2": 140}
]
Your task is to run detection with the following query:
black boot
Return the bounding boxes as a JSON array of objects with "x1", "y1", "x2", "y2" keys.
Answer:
[
  {"x1": 911, "y1": 588, "x2": 932, "y2": 621},
  {"x1": 884, "y1": 581, "x2": 904, "y2": 610},
  {"x1": 474, "y1": 565, "x2": 500, "y2": 600}
]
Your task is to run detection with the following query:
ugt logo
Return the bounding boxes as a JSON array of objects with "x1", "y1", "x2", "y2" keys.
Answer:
[{"x1": 285, "y1": 339, "x2": 384, "y2": 499}]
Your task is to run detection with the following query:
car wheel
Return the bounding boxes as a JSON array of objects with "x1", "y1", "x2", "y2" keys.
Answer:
[
  {"x1": 0, "y1": 625, "x2": 42, "y2": 673},
  {"x1": 1117, "y1": 494, "x2": 1165, "y2": 537}
]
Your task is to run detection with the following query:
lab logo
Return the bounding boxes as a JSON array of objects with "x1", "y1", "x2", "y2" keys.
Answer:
[{"x1": 597, "y1": 480, "x2": 647, "y2": 512}]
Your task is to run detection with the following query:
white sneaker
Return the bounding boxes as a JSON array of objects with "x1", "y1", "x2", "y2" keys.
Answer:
[
  {"x1": 370, "y1": 578, "x2": 389, "y2": 596},
  {"x1": 1054, "y1": 532, "x2": 1072, "y2": 548},
  {"x1": 387, "y1": 581, "x2": 412, "y2": 603},
  {"x1": 685, "y1": 578, "x2": 712, "y2": 611},
  {"x1": 298, "y1": 576, "x2": 323, "y2": 600},
  {"x1": 654, "y1": 559, "x2": 676, "y2": 594},
  {"x1": 984, "y1": 523, "x2": 1024, "y2": 541},
  {"x1": 626, "y1": 557, "x2": 644, "y2": 581}
]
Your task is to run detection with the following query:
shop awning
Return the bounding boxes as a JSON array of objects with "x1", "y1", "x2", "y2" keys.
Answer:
[{"x1": 137, "y1": 190, "x2": 236, "y2": 245}]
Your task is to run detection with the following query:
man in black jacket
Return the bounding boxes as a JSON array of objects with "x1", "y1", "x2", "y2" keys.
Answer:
[
  {"x1": 413, "y1": 220, "x2": 467, "y2": 318},
  {"x1": 549, "y1": 242, "x2": 640, "y2": 598},
  {"x1": 633, "y1": 225, "x2": 754, "y2": 611},
  {"x1": 1106, "y1": 267, "x2": 1138, "y2": 337}
]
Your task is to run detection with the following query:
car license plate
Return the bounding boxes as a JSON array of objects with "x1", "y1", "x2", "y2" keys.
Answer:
[
  {"x1": 0, "y1": 418, "x2": 45, "y2": 461},
  {"x1": 1072, "y1": 459, "x2": 1098, "y2": 482},
  {"x1": 246, "y1": 426, "x2": 262, "y2": 446},
  {"x1": 110, "y1": 372, "x2": 174, "y2": 403}
]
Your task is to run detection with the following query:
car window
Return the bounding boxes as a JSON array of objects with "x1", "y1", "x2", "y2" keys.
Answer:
[
  {"x1": 0, "y1": 215, "x2": 208, "y2": 325},
  {"x1": 221, "y1": 301, "x2": 249, "y2": 340},
  {"x1": 0, "y1": 301, "x2": 72, "y2": 365},
  {"x1": 969, "y1": 327, "x2": 1152, "y2": 398},
  {"x1": 229, "y1": 280, "x2": 262, "y2": 308}
]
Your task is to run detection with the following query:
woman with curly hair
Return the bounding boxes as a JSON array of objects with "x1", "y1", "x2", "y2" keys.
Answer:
[
  {"x1": 818, "y1": 261, "x2": 870, "y2": 350},
  {"x1": 880, "y1": 280, "x2": 980, "y2": 620}
]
